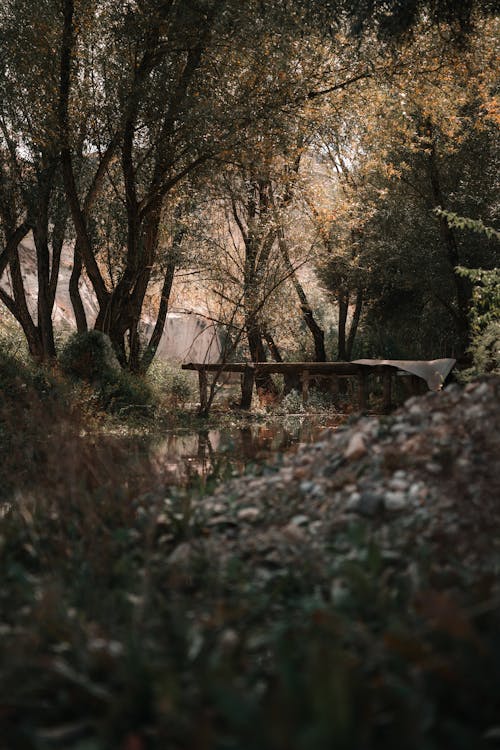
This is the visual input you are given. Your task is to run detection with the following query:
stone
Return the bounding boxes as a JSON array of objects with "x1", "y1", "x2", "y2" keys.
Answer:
[
  {"x1": 237, "y1": 507, "x2": 260, "y2": 522},
  {"x1": 299, "y1": 481, "x2": 315, "y2": 494},
  {"x1": 474, "y1": 382, "x2": 490, "y2": 398},
  {"x1": 388, "y1": 477, "x2": 409, "y2": 492},
  {"x1": 219, "y1": 628, "x2": 239, "y2": 652},
  {"x1": 282, "y1": 523, "x2": 306, "y2": 542},
  {"x1": 344, "y1": 433, "x2": 367, "y2": 460},
  {"x1": 408, "y1": 482, "x2": 424, "y2": 502},
  {"x1": 356, "y1": 492, "x2": 384, "y2": 517},
  {"x1": 168, "y1": 542, "x2": 193, "y2": 566},
  {"x1": 346, "y1": 492, "x2": 362, "y2": 511},
  {"x1": 290, "y1": 514, "x2": 310, "y2": 527},
  {"x1": 425, "y1": 462, "x2": 442, "y2": 475},
  {"x1": 383, "y1": 491, "x2": 407, "y2": 511}
]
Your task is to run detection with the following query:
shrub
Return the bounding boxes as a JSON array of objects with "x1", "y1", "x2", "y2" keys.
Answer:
[
  {"x1": 147, "y1": 360, "x2": 196, "y2": 407},
  {"x1": 0, "y1": 318, "x2": 30, "y2": 363},
  {"x1": 60, "y1": 331, "x2": 154, "y2": 414},
  {"x1": 461, "y1": 319, "x2": 500, "y2": 380},
  {"x1": 101, "y1": 370, "x2": 155, "y2": 414},
  {"x1": 275, "y1": 389, "x2": 305, "y2": 415},
  {"x1": 60, "y1": 330, "x2": 121, "y2": 384}
]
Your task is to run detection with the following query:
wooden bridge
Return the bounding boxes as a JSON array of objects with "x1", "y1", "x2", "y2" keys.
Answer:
[{"x1": 182, "y1": 358, "x2": 456, "y2": 412}]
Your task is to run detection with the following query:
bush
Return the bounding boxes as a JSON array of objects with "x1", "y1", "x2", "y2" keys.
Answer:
[
  {"x1": 461, "y1": 319, "x2": 500, "y2": 381},
  {"x1": 0, "y1": 319, "x2": 30, "y2": 363},
  {"x1": 60, "y1": 331, "x2": 154, "y2": 414},
  {"x1": 275, "y1": 389, "x2": 305, "y2": 415},
  {"x1": 147, "y1": 360, "x2": 196, "y2": 407},
  {"x1": 60, "y1": 330, "x2": 121, "y2": 383},
  {"x1": 101, "y1": 369, "x2": 155, "y2": 414}
]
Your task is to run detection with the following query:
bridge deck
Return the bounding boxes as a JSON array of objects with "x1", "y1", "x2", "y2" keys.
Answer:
[{"x1": 181, "y1": 358, "x2": 456, "y2": 412}]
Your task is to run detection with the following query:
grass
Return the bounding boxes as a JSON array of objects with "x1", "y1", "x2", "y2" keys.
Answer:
[{"x1": 1, "y1": 348, "x2": 500, "y2": 749}]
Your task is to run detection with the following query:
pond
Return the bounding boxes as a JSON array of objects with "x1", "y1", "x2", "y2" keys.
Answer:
[{"x1": 152, "y1": 414, "x2": 346, "y2": 487}]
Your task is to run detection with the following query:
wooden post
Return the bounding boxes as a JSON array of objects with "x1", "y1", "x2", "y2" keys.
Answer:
[
  {"x1": 198, "y1": 368, "x2": 208, "y2": 413},
  {"x1": 410, "y1": 374, "x2": 421, "y2": 396},
  {"x1": 302, "y1": 370, "x2": 310, "y2": 405},
  {"x1": 382, "y1": 369, "x2": 392, "y2": 412},
  {"x1": 357, "y1": 370, "x2": 368, "y2": 411},
  {"x1": 240, "y1": 364, "x2": 255, "y2": 409}
]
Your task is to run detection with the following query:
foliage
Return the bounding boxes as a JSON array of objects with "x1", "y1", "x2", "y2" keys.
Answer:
[
  {"x1": 436, "y1": 209, "x2": 500, "y2": 241},
  {"x1": 147, "y1": 360, "x2": 197, "y2": 408},
  {"x1": 1, "y1": 351, "x2": 500, "y2": 748},
  {"x1": 100, "y1": 370, "x2": 155, "y2": 415},
  {"x1": 463, "y1": 320, "x2": 500, "y2": 377},
  {"x1": 436, "y1": 209, "x2": 499, "y2": 376},
  {"x1": 60, "y1": 331, "x2": 154, "y2": 414},
  {"x1": 0, "y1": 318, "x2": 30, "y2": 363},
  {"x1": 456, "y1": 266, "x2": 500, "y2": 333},
  {"x1": 274, "y1": 389, "x2": 306, "y2": 415},
  {"x1": 60, "y1": 331, "x2": 121, "y2": 384}
]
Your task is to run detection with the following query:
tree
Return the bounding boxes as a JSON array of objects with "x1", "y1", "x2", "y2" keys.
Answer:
[
  {"x1": 1, "y1": 0, "x2": 497, "y2": 368},
  {"x1": 56, "y1": 0, "x2": 351, "y2": 369},
  {"x1": 305, "y1": 14, "x2": 499, "y2": 359},
  {"x1": 0, "y1": 0, "x2": 70, "y2": 359}
]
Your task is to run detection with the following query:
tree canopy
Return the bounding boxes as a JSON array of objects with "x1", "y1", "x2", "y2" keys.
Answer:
[{"x1": 0, "y1": 0, "x2": 498, "y2": 368}]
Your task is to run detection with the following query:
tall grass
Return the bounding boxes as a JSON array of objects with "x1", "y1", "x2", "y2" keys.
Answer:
[{"x1": 1, "y1": 348, "x2": 500, "y2": 749}]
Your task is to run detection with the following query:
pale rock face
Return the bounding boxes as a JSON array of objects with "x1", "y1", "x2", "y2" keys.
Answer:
[
  {"x1": 1, "y1": 236, "x2": 222, "y2": 363},
  {"x1": 142, "y1": 313, "x2": 221, "y2": 364}
]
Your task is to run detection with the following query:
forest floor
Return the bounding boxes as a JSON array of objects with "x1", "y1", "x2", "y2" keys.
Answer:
[{"x1": 1, "y1": 363, "x2": 500, "y2": 750}]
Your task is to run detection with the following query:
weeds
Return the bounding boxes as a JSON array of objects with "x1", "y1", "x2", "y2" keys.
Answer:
[{"x1": 1, "y1": 349, "x2": 500, "y2": 749}]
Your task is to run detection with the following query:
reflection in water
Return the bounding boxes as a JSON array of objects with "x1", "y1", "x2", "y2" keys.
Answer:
[{"x1": 152, "y1": 417, "x2": 342, "y2": 487}]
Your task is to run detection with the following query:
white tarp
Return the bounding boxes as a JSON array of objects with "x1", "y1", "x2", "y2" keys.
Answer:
[{"x1": 352, "y1": 358, "x2": 456, "y2": 391}]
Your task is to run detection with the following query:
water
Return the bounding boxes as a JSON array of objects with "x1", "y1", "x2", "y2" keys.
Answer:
[{"x1": 152, "y1": 415, "x2": 344, "y2": 487}]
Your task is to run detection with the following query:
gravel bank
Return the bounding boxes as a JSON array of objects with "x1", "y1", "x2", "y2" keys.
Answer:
[{"x1": 165, "y1": 377, "x2": 500, "y2": 587}]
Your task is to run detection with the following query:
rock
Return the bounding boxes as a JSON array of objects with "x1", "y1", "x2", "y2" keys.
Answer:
[
  {"x1": 322, "y1": 455, "x2": 345, "y2": 475},
  {"x1": 168, "y1": 542, "x2": 193, "y2": 566},
  {"x1": 299, "y1": 481, "x2": 315, "y2": 494},
  {"x1": 282, "y1": 523, "x2": 306, "y2": 542},
  {"x1": 207, "y1": 515, "x2": 238, "y2": 528},
  {"x1": 383, "y1": 491, "x2": 407, "y2": 511},
  {"x1": 219, "y1": 628, "x2": 239, "y2": 652},
  {"x1": 346, "y1": 492, "x2": 361, "y2": 511},
  {"x1": 408, "y1": 482, "x2": 424, "y2": 502},
  {"x1": 474, "y1": 382, "x2": 490, "y2": 398},
  {"x1": 388, "y1": 477, "x2": 409, "y2": 492},
  {"x1": 356, "y1": 492, "x2": 384, "y2": 517},
  {"x1": 344, "y1": 433, "x2": 367, "y2": 460},
  {"x1": 425, "y1": 462, "x2": 442, "y2": 475},
  {"x1": 237, "y1": 507, "x2": 260, "y2": 522}
]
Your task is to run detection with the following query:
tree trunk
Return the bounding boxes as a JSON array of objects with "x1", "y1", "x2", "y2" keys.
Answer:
[
  {"x1": 8, "y1": 248, "x2": 43, "y2": 358},
  {"x1": 33, "y1": 166, "x2": 57, "y2": 359},
  {"x1": 337, "y1": 287, "x2": 348, "y2": 360},
  {"x1": 262, "y1": 328, "x2": 283, "y2": 362},
  {"x1": 140, "y1": 251, "x2": 177, "y2": 372},
  {"x1": 276, "y1": 226, "x2": 327, "y2": 361},
  {"x1": 346, "y1": 288, "x2": 363, "y2": 360},
  {"x1": 425, "y1": 122, "x2": 471, "y2": 349},
  {"x1": 69, "y1": 241, "x2": 88, "y2": 332},
  {"x1": 245, "y1": 315, "x2": 278, "y2": 394}
]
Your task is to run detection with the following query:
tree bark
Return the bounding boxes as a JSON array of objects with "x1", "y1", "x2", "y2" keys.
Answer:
[
  {"x1": 346, "y1": 287, "x2": 363, "y2": 360},
  {"x1": 69, "y1": 241, "x2": 88, "y2": 332},
  {"x1": 140, "y1": 214, "x2": 185, "y2": 372},
  {"x1": 7, "y1": 247, "x2": 43, "y2": 357},
  {"x1": 337, "y1": 287, "x2": 348, "y2": 360},
  {"x1": 425, "y1": 121, "x2": 471, "y2": 349},
  {"x1": 276, "y1": 226, "x2": 326, "y2": 361},
  {"x1": 33, "y1": 163, "x2": 57, "y2": 359},
  {"x1": 0, "y1": 221, "x2": 32, "y2": 279}
]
